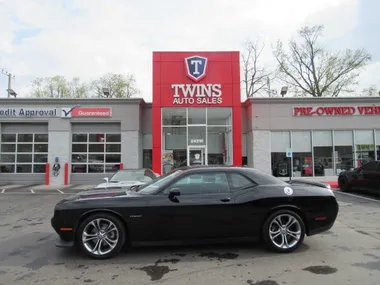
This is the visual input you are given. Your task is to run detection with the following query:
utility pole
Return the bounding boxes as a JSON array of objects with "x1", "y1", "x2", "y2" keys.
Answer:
[{"x1": 1, "y1": 69, "x2": 15, "y2": 98}]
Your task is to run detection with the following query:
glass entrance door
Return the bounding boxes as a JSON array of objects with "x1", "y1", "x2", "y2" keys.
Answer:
[{"x1": 188, "y1": 147, "x2": 207, "y2": 166}]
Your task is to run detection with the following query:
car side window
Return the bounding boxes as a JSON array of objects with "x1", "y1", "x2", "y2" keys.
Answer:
[
  {"x1": 361, "y1": 161, "x2": 378, "y2": 171},
  {"x1": 169, "y1": 172, "x2": 230, "y2": 195},
  {"x1": 228, "y1": 173, "x2": 257, "y2": 190}
]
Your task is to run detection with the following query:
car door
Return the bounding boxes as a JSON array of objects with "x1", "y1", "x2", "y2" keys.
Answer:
[
  {"x1": 225, "y1": 171, "x2": 262, "y2": 237},
  {"x1": 374, "y1": 163, "x2": 380, "y2": 193},
  {"x1": 359, "y1": 161, "x2": 378, "y2": 191},
  {"x1": 152, "y1": 171, "x2": 236, "y2": 241}
]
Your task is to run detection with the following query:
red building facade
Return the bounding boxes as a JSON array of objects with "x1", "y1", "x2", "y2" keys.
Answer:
[{"x1": 152, "y1": 51, "x2": 242, "y2": 174}]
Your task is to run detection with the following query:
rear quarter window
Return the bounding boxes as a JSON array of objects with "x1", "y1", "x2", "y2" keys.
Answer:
[
  {"x1": 243, "y1": 169, "x2": 287, "y2": 186},
  {"x1": 229, "y1": 172, "x2": 257, "y2": 190}
]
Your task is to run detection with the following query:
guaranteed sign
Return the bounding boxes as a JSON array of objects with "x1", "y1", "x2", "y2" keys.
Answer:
[{"x1": 0, "y1": 108, "x2": 58, "y2": 117}]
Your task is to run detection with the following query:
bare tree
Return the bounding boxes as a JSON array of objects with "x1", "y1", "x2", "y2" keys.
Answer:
[
  {"x1": 242, "y1": 40, "x2": 275, "y2": 98},
  {"x1": 274, "y1": 25, "x2": 372, "y2": 97},
  {"x1": 362, "y1": 85, "x2": 379, "y2": 96},
  {"x1": 90, "y1": 73, "x2": 140, "y2": 98}
]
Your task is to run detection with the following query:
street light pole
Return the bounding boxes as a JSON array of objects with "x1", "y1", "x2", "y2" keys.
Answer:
[{"x1": 1, "y1": 69, "x2": 15, "y2": 98}]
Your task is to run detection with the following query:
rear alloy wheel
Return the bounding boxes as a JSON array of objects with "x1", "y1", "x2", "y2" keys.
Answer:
[
  {"x1": 262, "y1": 210, "x2": 305, "y2": 253},
  {"x1": 77, "y1": 213, "x2": 126, "y2": 259}
]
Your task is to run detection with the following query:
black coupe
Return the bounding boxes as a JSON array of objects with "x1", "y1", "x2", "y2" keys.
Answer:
[
  {"x1": 338, "y1": 160, "x2": 380, "y2": 194},
  {"x1": 51, "y1": 166, "x2": 339, "y2": 259}
]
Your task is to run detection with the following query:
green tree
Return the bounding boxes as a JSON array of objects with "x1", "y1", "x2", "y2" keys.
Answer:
[
  {"x1": 29, "y1": 76, "x2": 89, "y2": 98},
  {"x1": 90, "y1": 73, "x2": 140, "y2": 98},
  {"x1": 274, "y1": 25, "x2": 372, "y2": 97}
]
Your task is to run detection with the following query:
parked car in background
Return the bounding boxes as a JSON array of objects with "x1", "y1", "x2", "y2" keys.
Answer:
[
  {"x1": 51, "y1": 166, "x2": 338, "y2": 259},
  {"x1": 338, "y1": 160, "x2": 380, "y2": 194},
  {"x1": 94, "y1": 168, "x2": 159, "y2": 191}
]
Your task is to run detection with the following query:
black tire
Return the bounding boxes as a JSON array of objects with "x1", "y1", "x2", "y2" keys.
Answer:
[
  {"x1": 338, "y1": 176, "x2": 350, "y2": 192},
  {"x1": 76, "y1": 212, "x2": 126, "y2": 259},
  {"x1": 262, "y1": 209, "x2": 305, "y2": 253}
]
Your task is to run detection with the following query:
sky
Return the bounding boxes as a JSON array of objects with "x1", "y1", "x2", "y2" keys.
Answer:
[{"x1": 0, "y1": 0, "x2": 379, "y2": 101}]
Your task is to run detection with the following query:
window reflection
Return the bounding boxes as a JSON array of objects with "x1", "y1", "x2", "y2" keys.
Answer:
[
  {"x1": 207, "y1": 108, "x2": 232, "y2": 125},
  {"x1": 162, "y1": 108, "x2": 186, "y2": 125},
  {"x1": 162, "y1": 127, "x2": 187, "y2": 173},
  {"x1": 188, "y1": 108, "x2": 206, "y2": 124},
  {"x1": 207, "y1": 126, "x2": 232, "y2": 165}
]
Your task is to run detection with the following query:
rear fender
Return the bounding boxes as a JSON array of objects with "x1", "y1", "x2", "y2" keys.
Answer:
[{"x1": 260, "y1": 204, "x2": 309, "y2": 236}]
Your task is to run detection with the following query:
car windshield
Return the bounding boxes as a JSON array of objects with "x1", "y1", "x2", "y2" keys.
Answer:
[
  {"x1": 110, "y1": 169, "x2": 152, "y2": 182},
  {"x1": 137, "y1": 169, "x2": 184, "y2": 195}
]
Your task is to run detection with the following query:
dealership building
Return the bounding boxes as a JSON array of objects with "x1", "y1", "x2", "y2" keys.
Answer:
[{"x1": 1, "y1": 51, "x2": 380, "y2": 185}]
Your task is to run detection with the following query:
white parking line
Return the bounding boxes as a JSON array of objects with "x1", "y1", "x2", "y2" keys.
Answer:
[
  {"x1": 1, "y1": 189, "x2": 5, "y2": 193},
  {"x1": 336, "y1": 191, "x2": 380, "y2": 203},
  {"x1": 56, "y1": 189, "x2": 64, "y2": 194},
  {"x1": 30, "y1": 189, "x2": 35, "y2": 194}
]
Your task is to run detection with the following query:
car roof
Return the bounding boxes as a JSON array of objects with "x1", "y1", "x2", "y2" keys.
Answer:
[
  {"x1": 116, "y1": 168, "x2": 152, "y2": 172},
  {"x1": 173, "y1": 165, "x2": 249, "y2": 172}
]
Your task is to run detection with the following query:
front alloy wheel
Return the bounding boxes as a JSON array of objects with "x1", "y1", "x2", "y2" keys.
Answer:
[
  {"x1": 77, "y1": 213, "x2": 126, "y2": 259},
  {"x1": 263, "y1": 210, "x2": 305, "y2": 253}
]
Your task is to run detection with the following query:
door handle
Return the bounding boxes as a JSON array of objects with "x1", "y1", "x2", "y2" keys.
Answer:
[{"x1": 220, "y1": 198, "x2": 231, "y2": 202}]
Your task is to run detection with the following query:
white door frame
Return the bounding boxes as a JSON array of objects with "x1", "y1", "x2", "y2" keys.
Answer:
[{"x1": 187, "y1": 145, "x2": 208, "y2": 166}]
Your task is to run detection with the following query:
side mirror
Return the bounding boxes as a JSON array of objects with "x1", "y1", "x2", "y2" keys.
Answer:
[
  {"x1": 103, "y1": 177, "x2": 109, "y2": 183},
  {"x1": 168, "y1": 188, "x2": 181, "y2": 197}
]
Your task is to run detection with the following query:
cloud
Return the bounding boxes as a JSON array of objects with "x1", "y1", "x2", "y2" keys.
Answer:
[{"x1": 0, "y1": 0, "x2": 375, "y2": 100}]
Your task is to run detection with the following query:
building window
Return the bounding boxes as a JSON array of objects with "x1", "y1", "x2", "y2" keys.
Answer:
[
  {"x1": 292, "y1": 131, "x2": 312, "y2": 177},
  {"x1": 313, "y1": 131, "x2": 333, "y2": 176},
  {"x1": 333, "y1": 130, "x2": 354, "y2": 174},
  {"x1": 271, "y1": 131, "x2": 291, "y2": 177},
  {"x1": 162, "y1": 127, "x2": 187, "y2": 173},
  {"x1": 354, "y1": 130, "x2": 375, "y2": 167},
  {"x1": 376, "y1": 130, "x2": 380, "y2": 160},
  {"x1": 71, "y1": 133, "x2": 121, "y2": 173},
  {"x1": 0, "y1": 133, "x2": 48, "y2": 174}
]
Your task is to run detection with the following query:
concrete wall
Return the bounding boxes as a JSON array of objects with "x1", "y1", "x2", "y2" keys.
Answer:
[
  {"x1": 0, "y1": 98, "x2": 144, "y2": 185},
  {"x1": 252, "y1": 130, "x2": 271, "y2": 174},
  {"x1": 48, "y1": 119, "x2": 71, "y2": 185},
  {"x1": 248, "y1": 97, "x2": 380, "y2": 131},
  {"x1": 245, "y1": 96, "x2": 380, "y2": 175}
]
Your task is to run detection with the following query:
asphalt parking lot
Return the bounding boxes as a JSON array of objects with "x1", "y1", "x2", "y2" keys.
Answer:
[{"x1": 0, "y1": 188, "x2": 379, "y2": 285}]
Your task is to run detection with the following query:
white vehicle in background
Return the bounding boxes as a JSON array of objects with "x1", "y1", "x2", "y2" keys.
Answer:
[{"x1": 94, "y1": 168, "x2": 159, "y2": 191}]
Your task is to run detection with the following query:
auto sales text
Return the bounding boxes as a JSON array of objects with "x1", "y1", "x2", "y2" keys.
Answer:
[{"x1": 171, "y1": 84, "x2": 222, "y2": 105}]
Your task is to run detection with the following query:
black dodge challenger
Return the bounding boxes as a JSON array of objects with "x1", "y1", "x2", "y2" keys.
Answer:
[{"x1": 51, "y1": 166, "x2": 339, "y2": 259}]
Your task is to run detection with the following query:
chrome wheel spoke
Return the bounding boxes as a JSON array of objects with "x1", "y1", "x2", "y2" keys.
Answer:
[
  {"x1": 83, "y1": 233, "x2": 98, "y2": 243},
  {"x1": 104, "y1": 237, "x2": 117, "y2": 249},
  {"x1": 105, "y1": 224, "x2": 117, "y2": 234},
  {"x1": 283, "y1": 234, "x2": 289, "y2": 248},
  {"x1": 285, "y1": 217, "x2": 296, "y2": 228},
  {"x1": 91, "y1": 239, "x2": 101, "y2": 253}
]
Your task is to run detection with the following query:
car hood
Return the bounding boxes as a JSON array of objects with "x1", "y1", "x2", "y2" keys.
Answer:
[
  {"x1": 58, "y1": 188, "x2": 141, "y2": 204},
  {"x1": 95, "y1": 180, "x2": 146, "y2": 189}
]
